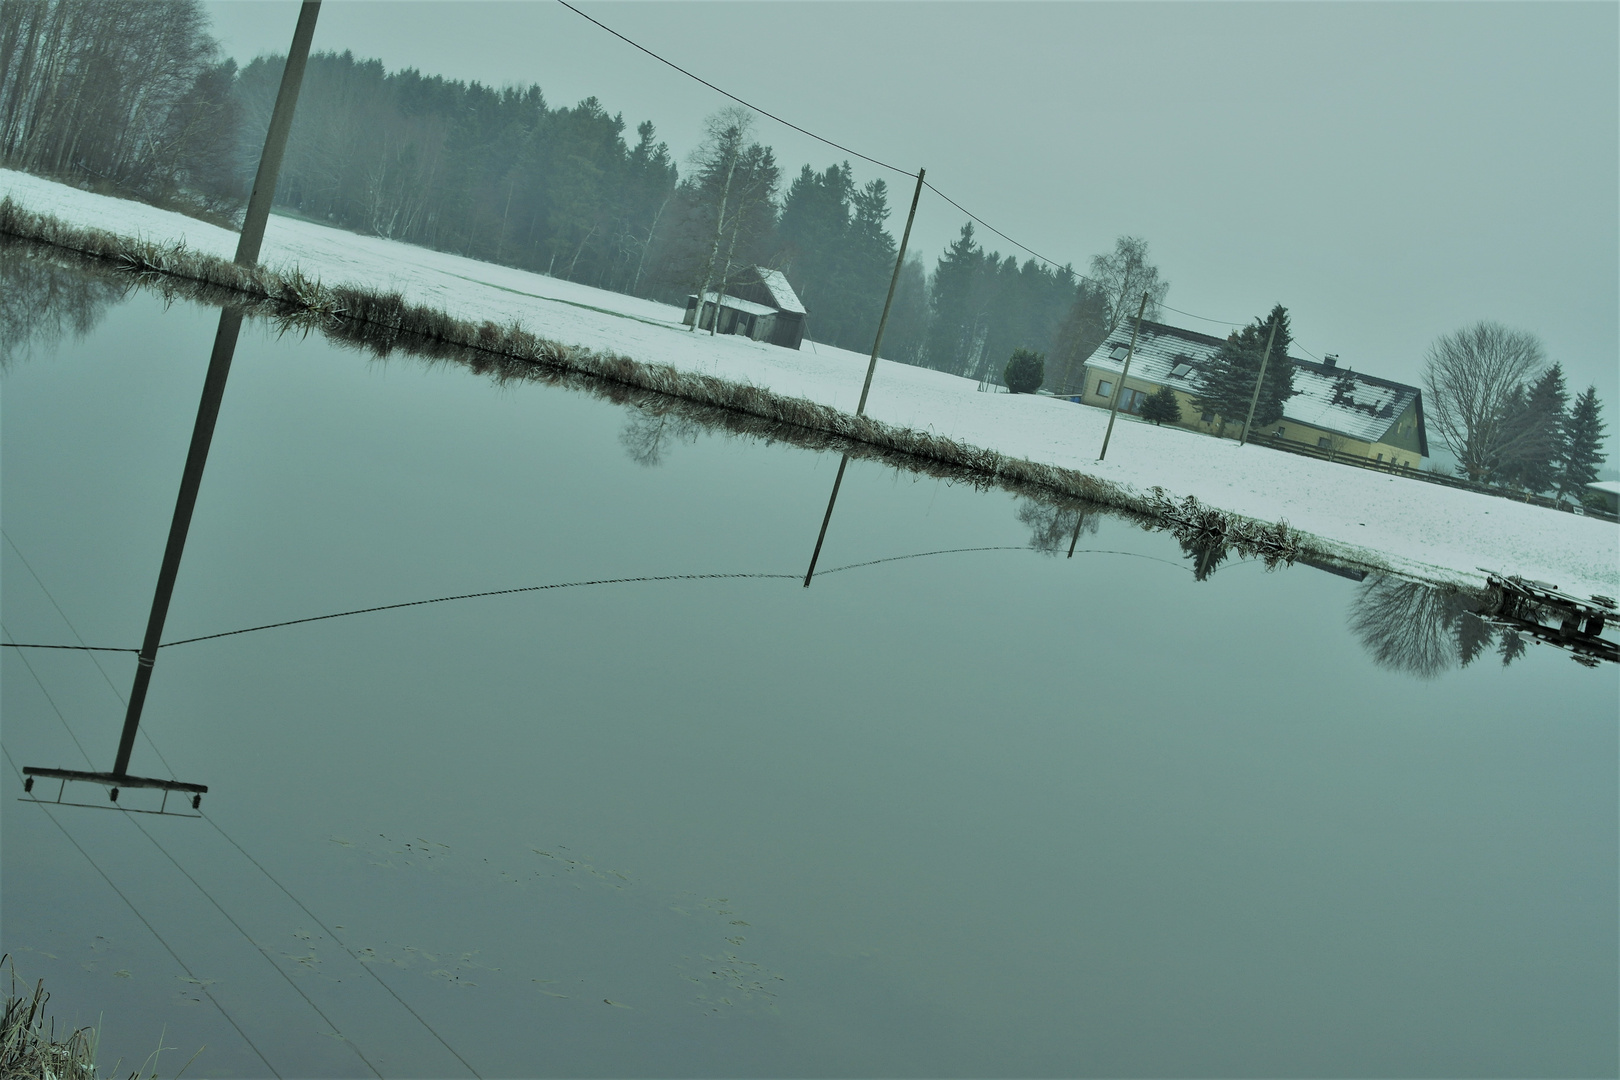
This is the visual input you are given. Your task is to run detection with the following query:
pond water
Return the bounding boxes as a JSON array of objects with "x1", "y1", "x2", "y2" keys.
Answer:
[{"x1": 2, "y1": 247, "x2": 1616, "y2": 1077}]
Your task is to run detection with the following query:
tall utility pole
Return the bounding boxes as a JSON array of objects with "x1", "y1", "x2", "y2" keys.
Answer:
[
  {"x1": 25, "y1": 2, "x2": 323, "y2": 808},
  {"x1": 802, "y1": 168, "x2": 924, "y2": 589},
  {"x1": 1237, "y1": 317, "x2": 1280, "y2": 447},
  {"x1": 1097, "y1": 291, "x2": 1149, "y2": 461},
  {"x1": 856, "y1": 168, "x2": 925, "y2": 417}
]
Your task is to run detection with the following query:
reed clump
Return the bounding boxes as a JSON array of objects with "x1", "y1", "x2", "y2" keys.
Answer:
[
  {"x1": 1, "y1": 959, "x2": 96, "y2": 1080},
  {"x1": 1, "y1": 197, "x2": 1379, "y2": 579}
]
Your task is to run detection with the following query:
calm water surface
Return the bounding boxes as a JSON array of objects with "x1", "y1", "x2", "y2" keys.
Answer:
[{"x1": 2, "y1": 252, "x2": 1615, "y2": 1077}]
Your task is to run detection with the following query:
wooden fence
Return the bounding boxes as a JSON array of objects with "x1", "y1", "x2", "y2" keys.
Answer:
[{"x1": 1246, "y1": 431, "x2": 1618, "y2": 521}]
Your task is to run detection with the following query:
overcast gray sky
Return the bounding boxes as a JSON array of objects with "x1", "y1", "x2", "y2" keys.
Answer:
[{"x1": 204, "y1": 1, "x2": 1618, "y2": 448}]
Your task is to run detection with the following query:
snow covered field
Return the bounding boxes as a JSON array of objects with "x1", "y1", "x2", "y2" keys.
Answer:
[{"x1": 3, "y1": 168, "x2": 1615, "y2": 598}]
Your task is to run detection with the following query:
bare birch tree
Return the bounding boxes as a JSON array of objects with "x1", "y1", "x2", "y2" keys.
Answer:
[{"x1": 1088, "y1": 236, "x2": 1169, "y2": 336}]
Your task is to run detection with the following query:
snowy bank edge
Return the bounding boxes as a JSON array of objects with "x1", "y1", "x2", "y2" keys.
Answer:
[{"x1": 0, "y1": 193, "x2": 1511, "y2": 591}]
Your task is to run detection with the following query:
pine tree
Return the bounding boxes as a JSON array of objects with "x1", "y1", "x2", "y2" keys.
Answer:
[
  {"x1": 1558, "y1": 385, "x2": 1609, "y2": 502},
  {"x1": 1049, "y1": 281, "x2": 1110, "y2": 394},
  {"x1": 1495, "y1": 362, "x2": 1567, "y2": 492},
  {"x1": 1141, "y1": 385, "x2": 1182, "y2": 425},
  {"x1": 1497, "y1": 629, "x2": 1527, "y2": 667},
  {"x1": 1191, "y1": 305, "x2": 1294, "y2": 435},
  {"x1": 1003, "y1": 348, "x2": 1044, "y2": 394},
  {"x1": 925, "y1": 222, "x2": 986, "y2": 375},
  {"x1": 1455, "y1": 611, "x2": 1496, "y2": 667}
]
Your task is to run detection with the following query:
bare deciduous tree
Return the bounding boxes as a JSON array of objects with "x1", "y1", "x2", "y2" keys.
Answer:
[
  {"x1": 1016, "y1": 498, "x2": 1100, "y2": 555},
  {"x1": 1421, "y1": 321, "x2": 1546, "y2": 482},
  {"x1": 1348, "y1": 575, "x2": 1476, "y2": 679},
  {"x1": 1088, "y1": 236, "x2": 1169, "y2": 337}
]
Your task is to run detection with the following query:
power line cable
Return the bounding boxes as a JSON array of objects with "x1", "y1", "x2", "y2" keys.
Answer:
[
  {"x1": 3, "y1": 620, "x2": 101, "y2": 771},
  {"x1": 201, "y1": 813, "x2": 484, "y2": 1079},
  {"x1": 552, "y1": 1, "x2": 1260, "y2": 328},
  {"x1": 1, "y1": 745, "x2": 282, "y2": 1078},
  {"x1": 553, "y1": 0, "x2": 915, "y2": 179},
  {"x1": 4, "y1": 542, "x2": 1196, "y2": 655},
  {"x1": 3, "y1": 622, "x2": 376, "y2": 1073},
  {"x1": 5, "y1": 540, "x2": 478, "y2": 1077},
  {"x1": 122, "y1": 815, "x2": 386, "y2": 1080},
  {"x1": 157, "y1": 571, "x2": 799, "y2": 648},
  {"x1": 3, "y1": 530, "x2": 175, "y2": 777}
]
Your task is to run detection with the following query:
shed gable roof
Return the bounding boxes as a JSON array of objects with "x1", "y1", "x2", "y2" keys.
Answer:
[{"x1": 754, "y1": 267, "x2": 805, "y2": 314}]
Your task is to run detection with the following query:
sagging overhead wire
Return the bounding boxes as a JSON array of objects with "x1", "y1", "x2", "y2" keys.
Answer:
[
  {"x1": 554, "y1": 0, "x2": 916, "y2": 179},
  {"x1": 4, "y1": 543, "x2": 482, "y2": 1078},
  {"x1": 554, "y1": 1, "x2": 1254, "y2": 327},
  {"x1": 1, "y1": 629, "x2": 380, "y2": 1076},
  {"x1": 2, "y1": 545, "x2": 1195, "y2": 656},
  {"x1": 1, "y1": 745, "x2": 283, "y2": 1078}
]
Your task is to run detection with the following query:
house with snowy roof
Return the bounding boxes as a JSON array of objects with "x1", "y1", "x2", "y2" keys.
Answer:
[
  {"x1": 682, "y1": 266, "x2": 807, "y2": 350},
  {"x1": 1076, "y1": 319, "x2": 1429, "y2": 469}
]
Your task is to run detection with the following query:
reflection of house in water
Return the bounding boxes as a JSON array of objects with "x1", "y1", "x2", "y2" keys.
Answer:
[
  {"x1": 683, "y1": 267, "x2": 806, "y2": 350},
  {"x1": 1075, "y1": 321, "x2": 1429, "y2": 469}
]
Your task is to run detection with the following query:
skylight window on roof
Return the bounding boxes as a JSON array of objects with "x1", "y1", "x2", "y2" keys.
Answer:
[
  {"x1": 1169, "y1": 362, "x2": 1193, "y2": 379},
  {"x1": 1109, "y1": 346, "x2": 1129, "y2": 361}
]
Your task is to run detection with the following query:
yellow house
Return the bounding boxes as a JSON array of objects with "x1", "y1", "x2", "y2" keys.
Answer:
[{"x1": 1075, "y1": 320, "x2": 1429, "y2": 469}]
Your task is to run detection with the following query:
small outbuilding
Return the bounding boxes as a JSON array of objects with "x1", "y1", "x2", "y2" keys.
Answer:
[{"x1": 683, "y1": 267, "x2": 806, "y2": 350}]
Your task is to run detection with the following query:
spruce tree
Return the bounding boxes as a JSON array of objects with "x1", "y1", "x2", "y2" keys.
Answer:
[
  {"x1": 1141, "y1": 385, "x2": 1182, "y2": 425},
  {"x1": 1559, "y1": 385, "x2": 1609, "y2": 501},
  {"x1": 1496, "y1": 362, "x2": 1568, "y2": 492},
  {"x1": 1004, "y1": 348, "x2": 1045, "y2": 394},
  {"x1": 1455, "y1": 611, "x2": 1496, "y2": 668},
  {"x1": 1191, "y1": 305, "x2": 1294, "y2": 435}
]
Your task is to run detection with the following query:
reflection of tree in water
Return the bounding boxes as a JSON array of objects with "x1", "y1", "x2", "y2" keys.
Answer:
[
  {"x1": 1016, "y1": 498, "x2": 1100, "y2": 555},
  {"x1": 0, "y1": 246, "x2": 125, "y2": 369},
  {"x1": 1177, "y1": 535, "x2": 1229, "y2": 582},
  {"x1": 1349, "y1": 575, "x2": 1521, "y2": 678},
  {"x1": 619, "y1": 407, "x2": 701, "y2": 467}
]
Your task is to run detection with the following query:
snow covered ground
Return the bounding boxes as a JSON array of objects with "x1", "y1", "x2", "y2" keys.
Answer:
[{"x1": 4, "y1": 168, "x2": 1616, "y2": 598}]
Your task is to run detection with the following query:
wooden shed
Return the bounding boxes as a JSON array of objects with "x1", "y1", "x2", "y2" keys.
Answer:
[{"x1": 683, "y1": 267, "x2": 806, "y2": 350}]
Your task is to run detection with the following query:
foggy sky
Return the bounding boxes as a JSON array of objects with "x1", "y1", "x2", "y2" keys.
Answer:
[{"x1": 203, "y1": 1, "x2": 1619, "y2": 455}]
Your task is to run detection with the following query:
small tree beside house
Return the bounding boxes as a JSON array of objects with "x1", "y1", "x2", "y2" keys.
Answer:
[
  {"x1": 1141, "y1": 385, "x2": 1181, "y2": 425},
  {"x1": 1004, "y1": 348, "x2": 1045, "y2": 394}
]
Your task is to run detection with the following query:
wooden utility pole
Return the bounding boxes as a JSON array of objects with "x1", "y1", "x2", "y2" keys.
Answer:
[
  {"x1": 1238, "y1": 316, "x2": 1280, "y2": 447},
  {"x1": 109, "y1": 0, "x2": 322, "y2": 785},
  {"x1": 235, "y1": 1, "x2": 321, "y2": 268},
  {"x1": 856, "y1": 168, "x2": 925, "y2": 416},
  {"x1": 1097, "y1": 291, "x2": 1149, "y2": 461},
  {"x1": 803, "y1": 168, "x2": 927, "y2": 590}
]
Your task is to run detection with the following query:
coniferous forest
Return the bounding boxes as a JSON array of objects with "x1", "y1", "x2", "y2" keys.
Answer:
[{"x1": 0, "y1": 0, "x2": 1139, "y2": 385}]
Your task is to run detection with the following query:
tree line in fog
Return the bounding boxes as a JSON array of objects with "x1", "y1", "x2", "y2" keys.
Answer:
[{"x1": 0, "y1": 0, "x2": 1170, "y2": 385}]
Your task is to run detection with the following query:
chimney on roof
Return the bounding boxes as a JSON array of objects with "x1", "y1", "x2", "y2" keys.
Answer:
[{"x1": 1323, "y1": 353, "x2": 1339, "y2": 370}]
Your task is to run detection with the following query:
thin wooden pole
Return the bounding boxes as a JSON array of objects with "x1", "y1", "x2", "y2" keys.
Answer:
[
  {"x1": 1097, "y1": 291, "x2": 1149, "y2": 461},
  {"x1": 802, "y1": 454, "x2": 850, "y2": 587},
  {"x1": 1238, "y1": 316, "x2": 1280, "y2": 447},
  {"x1": 856, "y1": 168, "x2": 924, "y2": 417},
  {"x1": 113, "y1": 307, "x2": 244, "y2": 776},
  {"x1": 112, "y1": 4, "x2": 320, "y2": 777},
  {"x1": 1066, "y1": 511, "x2": 1083, "y2": 558},
  {"x1": 236, "y1": 0, "x2": 321, "y2": 268}
]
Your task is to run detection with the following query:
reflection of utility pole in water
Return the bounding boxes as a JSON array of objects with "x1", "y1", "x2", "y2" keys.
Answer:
[
  {"x1": 803, "y1": 169, "x2": 925, "y2": 588},
  {"x1": 23, "y1": 1, "x2": 322, "y2": 811}
]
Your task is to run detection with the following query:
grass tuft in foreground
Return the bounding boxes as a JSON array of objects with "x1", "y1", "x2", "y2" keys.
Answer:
[{"x1": 1, "y1": 957, "x2": 96, "y2": 1080}]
